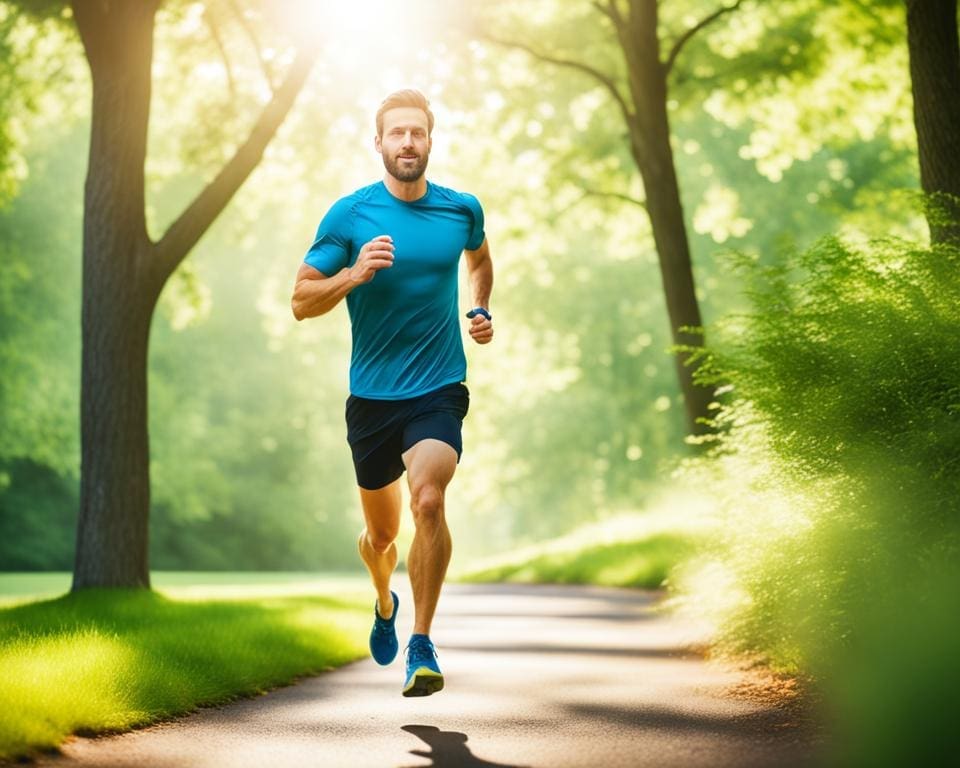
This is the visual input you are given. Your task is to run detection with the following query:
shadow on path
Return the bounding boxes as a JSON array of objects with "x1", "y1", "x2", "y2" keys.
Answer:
[
  {"x1": 399, "y1": 725, "x2": 528, "y2": 768},
  {"x1": 565, "y1": 703, "x2": 814, "y2": 765},
  {"x1": 568, "y1": 701, "x2": 802, "y2": 736}
]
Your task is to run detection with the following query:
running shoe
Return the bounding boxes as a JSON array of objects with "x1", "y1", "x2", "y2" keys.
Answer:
[
  {"x1": 402, "y1": 634, "x2": 444, "y2": 697},
  {"x1": 370, "y1": 591, "x2": 399, "y2": 666}
]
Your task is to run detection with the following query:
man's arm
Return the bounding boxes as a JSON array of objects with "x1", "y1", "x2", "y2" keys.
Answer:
[
  {"x1": 291, "y1": 235, "x2": 395, "y2": 321},
  {"x1": 464, "y1": 237, "x2": 494, "y2": 344},
  {"x1": 291, "y1": 263, "x2": 355, "y2": 321}
]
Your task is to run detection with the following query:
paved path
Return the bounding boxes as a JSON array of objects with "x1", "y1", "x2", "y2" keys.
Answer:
[{"x1": 40, "y1": 583, "x2": 815, "y2": 767}]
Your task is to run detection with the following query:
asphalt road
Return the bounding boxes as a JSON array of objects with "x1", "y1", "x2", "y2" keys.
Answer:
[{"x1": 39, "y1": 583, "x2": 815, "y2": 767}]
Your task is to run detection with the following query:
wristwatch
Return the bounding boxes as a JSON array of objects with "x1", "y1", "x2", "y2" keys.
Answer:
[{"x1": 465, "y1": 307, "x2": 492, "y2": 321}]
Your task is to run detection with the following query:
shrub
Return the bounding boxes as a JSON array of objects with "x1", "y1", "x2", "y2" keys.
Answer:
[{"x1": 677, "y1": 233, "x2": 960, "y2": 765}]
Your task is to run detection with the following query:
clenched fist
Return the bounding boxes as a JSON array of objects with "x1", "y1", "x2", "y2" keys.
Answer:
[
  {"x1": 467, "y1": 310, "x2": 494, "y2": 345},
  {"x1": 349, "y1": 235, "x2": 394, "y2": 284}
]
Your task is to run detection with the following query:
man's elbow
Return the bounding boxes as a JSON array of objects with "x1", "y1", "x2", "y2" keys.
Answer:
[
  {"x1": 291, "y1": 294, "x2": 306, "y2": 322},
  {"x1": 291, "y1": 295, "x2": 328, "y2": 321}
]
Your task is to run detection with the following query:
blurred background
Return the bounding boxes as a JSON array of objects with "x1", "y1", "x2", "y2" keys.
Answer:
[
  {"x1": 0, "y1": 0, "x2": 922, "y2": 572},
  {"x1": 2, "y1": 1, "x2": 959, "y2": 762}
]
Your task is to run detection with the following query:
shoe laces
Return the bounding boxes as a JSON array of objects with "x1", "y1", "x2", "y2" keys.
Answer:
[{"x1": 405, "y1": 636, "x2": 437, "y2": 667}]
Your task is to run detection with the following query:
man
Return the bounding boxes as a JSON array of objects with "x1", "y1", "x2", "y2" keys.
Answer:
[{"x1": 291, "y1": 89, "x2": 494, "y2": 697}]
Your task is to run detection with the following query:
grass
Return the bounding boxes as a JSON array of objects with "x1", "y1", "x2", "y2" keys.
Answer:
[
  {"x1": 0, "y1": 519, "x2": 702, "y2": 764},
  {"x1": 0, "y1": 573, "x2": 371, "y2": 762},
  {"x1": 0, "y1": 570, "x2": 371, "y2": 605},
  {"x1": 459, "y1": 534, "x2": 695, "y2": 587},
  {"x1": 454, "y1": 501, "x2": 711, "y2": 589}
]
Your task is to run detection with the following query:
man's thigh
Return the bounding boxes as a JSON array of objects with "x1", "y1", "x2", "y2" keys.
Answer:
[
  {"x1": 400, "y1": 383, "x2": 469, "y2": 463},
  {"x1": 402, "y1": 439, "x2": 458, "y2": 494},
  {"x1": 359, "y1": 479, "x2": 402, "y2": 535}
]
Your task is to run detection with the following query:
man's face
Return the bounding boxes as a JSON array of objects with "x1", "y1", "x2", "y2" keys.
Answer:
[{"x1": 376, "y1": 107, "x2": 432, "y2": 183}]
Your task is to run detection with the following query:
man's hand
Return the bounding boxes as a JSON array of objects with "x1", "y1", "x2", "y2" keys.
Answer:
[
  {"x1": 349, "y1": 235, "x2": 394, "y2": 284},
  {"x1": 468, "y1": 311, "x2": 494, "y2": 344}
]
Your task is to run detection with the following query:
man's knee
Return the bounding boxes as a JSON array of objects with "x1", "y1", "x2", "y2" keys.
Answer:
[
  {"x1": 410, "y1": 484, "x2": 445, "y2": 526},
  {"x1": 364, "y1": 527, "x2": 397, "y2": 554}
]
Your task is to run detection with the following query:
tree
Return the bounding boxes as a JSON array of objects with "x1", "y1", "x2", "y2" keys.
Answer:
[
  {"x1": 904, "y1": 0, "x2": 960, "y2": 245},
  {"x1": 68, "y1": 0, "x2": 316, "y2": 589},
  {"x1": 484, "y1": 0, "x2": 747, "y2": 436}
]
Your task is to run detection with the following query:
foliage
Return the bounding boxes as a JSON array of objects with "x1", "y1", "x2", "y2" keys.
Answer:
[
  {"x1": 0, "y1": 583, "x2": 367, "y2": 761},
  {"x1": 0, "y1": 460, "x2": 75, "y2": 569},
  {"x1": 0, "y1": 120, "x2": 83, "y2": 467},
  {"x1": 0, "y1": 117, "x2": 367, "y2": 571},
  {"x1": 0, "y1": 3, "x2": 83, "y2": 203},
  {"x1": 456, "y1": 505, "x2": 708, "y2": 588},
  {"x1": 1, "y1": 2, "x2": 956, "y2": 757},
  {"x1": 0, "y1": 0, "x2": 929, "y2": 571},
  {"x1": 462, "y1": 534, "x2": 690, "y2": 588},
  {"x1": 439, "y1": 0, "x2": 916, "y2": 553},
  {"x1": 730, "y1": 237, "x2": 959, "y2": 491},
  {"x1": 0, "y1": 5, "x2": 371, "y2": 572},
  {"x1": 676, "y1": 230, "x2": 960, "y2": 765}
]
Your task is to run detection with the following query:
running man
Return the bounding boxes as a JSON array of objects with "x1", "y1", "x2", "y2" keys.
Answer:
[{"x1": 291, "y1": 89, "x2": 494, "y2": 697}]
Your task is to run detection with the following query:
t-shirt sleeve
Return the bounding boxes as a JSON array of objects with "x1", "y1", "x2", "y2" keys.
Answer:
[
  {"x1": 304, "y1": 196, "x2": 354, "y2": 275},
  {"x1": 461, "y1": 193, "x2": 486, "y2": 251}
]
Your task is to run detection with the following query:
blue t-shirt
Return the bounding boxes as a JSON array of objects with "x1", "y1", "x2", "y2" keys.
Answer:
[{"x1": 304, "y1": 180, "x2": 485, "y2": 400}]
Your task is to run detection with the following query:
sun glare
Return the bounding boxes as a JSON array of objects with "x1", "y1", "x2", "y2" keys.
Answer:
[
  {"x1": 322, "y1": 0, "x2": 397, "y2": 36},
  {"x1": 295, "y1": 0, "x2": 410, "y2": 54},
  {"x1": 280, "y1": 0, "x2": 462, "y2": 86}
]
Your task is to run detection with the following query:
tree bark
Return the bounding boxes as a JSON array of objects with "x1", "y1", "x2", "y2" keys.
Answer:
[
  {"x1": 631, "y1": 101, "x2": 713, "y2": 437},
  {"x1": 905, "y1": 0, "x2": 960, "y2": 245},
  {"x1": 70, "y1": 0, "x2": 318, "y2": 589},
  {"x1": 623, "y1": 0, "x2": 713, "y2": 435},
  {"x1": 72, "y1": 0, "x2": 161, "y2": 589}
]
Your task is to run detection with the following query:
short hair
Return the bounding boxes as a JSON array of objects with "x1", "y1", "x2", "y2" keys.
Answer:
[{"x1": 376, "y1": 89, "x2": 435, "y2": 137}]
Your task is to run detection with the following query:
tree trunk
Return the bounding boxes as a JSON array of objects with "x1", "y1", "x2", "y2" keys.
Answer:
[
  {"x1": 634, "y1": 127, "x2": 713, "y2": 436},
  {"x1": 905, "y1": 0, "x2": 960, "y2": 245},
  {"x1": 69, "y1": 1, "x2": 318, "y2": 589},
  {"x1": 72, "y1": 0, "x2": 161, "y2": 589},
  {"x1": 625, "y1": 0, "x2": 713, "y2": 435},
  {"x1": 74, "y1": 267, "x2": 159, "y2": 589},
  {"x1": 486, "y1": 0, "x2": 717, "y2": 437}
]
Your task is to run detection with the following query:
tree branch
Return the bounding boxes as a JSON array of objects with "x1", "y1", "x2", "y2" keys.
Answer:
[
  {"x1": 484, "y1": 34, "x2": 634, "y2": 127},
  {"x1": 591, "y1": 0, "x2": 625, "y2": 30},
  {"x1": 556, "y1": 187, "x2": 646, "y2": 217},
  {"x1": 592, "y1": 0, "x2": 633, "y2": 66},
  {"x1": 663, "y1": 0, "x2": 744, "y2": 76},
  {"x1": 585, "y1": 187, "x2": 646, "y2": 208},
  {"x1": 152, "y1": 47, "x2": 317, "y2": 282}
]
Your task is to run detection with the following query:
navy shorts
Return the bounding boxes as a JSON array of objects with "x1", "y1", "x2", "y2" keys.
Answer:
[{"x1": 345, "y1": 382, "x2": 470, "y2": 490}]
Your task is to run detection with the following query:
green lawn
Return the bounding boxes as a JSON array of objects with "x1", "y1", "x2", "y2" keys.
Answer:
[
  {"x1": 458, "y1": 534, "x2": 695, "y2": 588},
  {"x1": 453, "y1": 508, "x2": 709, "y2": 589},
  {"x1": 0, "y1": 572, "x2": 372, "y2": 762},
  {"x1": 0, "y1": 570, "x2": 371, "y2": 605}
]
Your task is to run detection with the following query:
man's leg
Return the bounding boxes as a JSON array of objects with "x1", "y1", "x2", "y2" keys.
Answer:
[
  {"x1": 358, "y1": 479, "x2": 402, "y2": 619},
  {"x1": 401, "y1": 438, "x2": 458, "y2": 635}
]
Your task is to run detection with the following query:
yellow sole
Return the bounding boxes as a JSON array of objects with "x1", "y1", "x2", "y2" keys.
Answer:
[{"x1": 402, "y1": 668, "x2": 444, "y2": 697}]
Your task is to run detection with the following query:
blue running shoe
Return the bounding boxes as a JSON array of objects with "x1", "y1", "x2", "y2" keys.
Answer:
[
  {"x1": 402, "y1": 634, "x2": 444, "y2": 697},
  {"x1": 370, "y1": 591, "x2": 399, "y2": 666}
]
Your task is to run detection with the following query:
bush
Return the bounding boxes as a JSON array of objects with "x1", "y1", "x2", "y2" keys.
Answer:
[{"x1": 677, "y1": 233, "x2": 960, "y2": 765}]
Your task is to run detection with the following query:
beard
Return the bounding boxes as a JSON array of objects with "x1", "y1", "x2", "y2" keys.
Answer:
[{"x1": 382, "y1": 150, "x2": 429, "y2": 182}]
